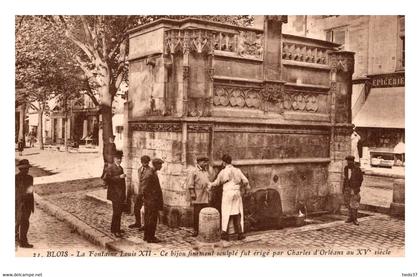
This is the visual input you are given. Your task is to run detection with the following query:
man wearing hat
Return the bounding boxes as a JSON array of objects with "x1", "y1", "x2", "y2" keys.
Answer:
[
  {"x1": 15, "y1": 159, "x2": 34, "y2": 248},
  {"x1": 187, "y1": 156, "x2": 212, "y2": 237},
  {"x1": 209, "y1": 154, "x2": 251, "y2": 240},
  {"x1": 128, "y1": 155, "x2": 153, "y2": 230},
  {"x1": 343, "y1": 155, "x2": 364, "y2": 225},
  {"x1": 143, "y1": 158, "x2": 164, "y2": 243},
  {"x1": 105, "y1": 150, "x2": 127, "y2": 237}
]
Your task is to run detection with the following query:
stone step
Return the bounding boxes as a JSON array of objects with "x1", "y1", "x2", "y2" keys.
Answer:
[{"x1": 86, "y1": 188, "x2": 112, "y2": 206}]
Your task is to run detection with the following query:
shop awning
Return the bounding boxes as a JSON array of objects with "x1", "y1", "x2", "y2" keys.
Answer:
[{"x1": 353, "y1": 87, "x2": 405, "y2": 129}]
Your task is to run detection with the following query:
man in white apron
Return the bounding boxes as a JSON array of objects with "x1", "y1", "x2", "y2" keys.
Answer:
[{"x1": 210, "y1": 154, "x2": 250, "y2": 240}]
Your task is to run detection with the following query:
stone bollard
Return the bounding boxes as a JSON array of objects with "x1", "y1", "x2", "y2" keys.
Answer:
[
  {"x1": 390, "y1": 178, "x2": 405, "y2": 218},
  {"x1": 198, "y1": 207, "x2": 221, "y2": 243}
]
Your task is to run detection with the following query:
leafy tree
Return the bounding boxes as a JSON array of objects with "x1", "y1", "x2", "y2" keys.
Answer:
[
  {"x1": 49, "y1": 15, "x2": 253, "y2": 162},
  {"x1": 16, "y1": 15, "x2": 86, "y2": 149},
  {"x1": 16, "y1": 15, "x2": 253, "y2": 157}
]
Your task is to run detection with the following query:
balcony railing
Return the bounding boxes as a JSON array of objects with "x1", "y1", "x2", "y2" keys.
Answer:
[
  {"x1": 164, "y1": 27, "x2": 264, "y2": 59},
  {"x1": 282, "y1": 34, "x2": 340, "y2": 65}
]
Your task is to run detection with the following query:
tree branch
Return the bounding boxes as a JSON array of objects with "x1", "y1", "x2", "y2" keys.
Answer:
[
  {"x1": 74, "y1": 55, "x2": 93, "y2": 77},
  {"x1": 108, "y1": 16, "x2": 131, "y2": 60},
  {"x1": 80, "y1": 16, "x2": 94, "y2": 43},
  {"x1": 84, "y1": 79, "x2": 100, "y2": 106},
  {"x1": 66, "y1": 31, "x2": 95, "y2": 61}
]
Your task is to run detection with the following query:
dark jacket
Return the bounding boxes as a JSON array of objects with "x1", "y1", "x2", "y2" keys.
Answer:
[
  {"x1": 138, "y1": 166, "x2": 153, "y2": 195},
  {"x1": 343, "y1": 165, "x2": 363, "y2": 194},
  {"x1": 143, "y1": 169, "x2": 163, "y2": 210},
  {"x1": 15, "y1": 172, "x2": 34, "y2": 221},
  {"x1": 106, "y1": 163, "x2": 126, "y2": 203}
]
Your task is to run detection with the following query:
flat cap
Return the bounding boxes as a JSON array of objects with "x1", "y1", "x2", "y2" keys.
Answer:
[
  {"x1": 197, "y1": 157, "x2": 209, "y2": 162},
  {"x1": 152, "y1": 158, "x2": 164, "y2": 166},
  {"x1": 345, "y1": 155, "x2": 355, "y2": 161}
]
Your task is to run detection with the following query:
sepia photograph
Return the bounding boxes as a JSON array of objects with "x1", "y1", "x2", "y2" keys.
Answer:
[
  {"x1": 2, "y1": 1, "x2": 418, "y2": 275},
  {"x1": 13, "y1": 14, "x2": 405, "y2": 258}
]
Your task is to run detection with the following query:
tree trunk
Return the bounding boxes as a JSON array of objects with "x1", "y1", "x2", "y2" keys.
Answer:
[
  {"x1": 64, "y1": 113, "x2": 68, "y2": 152},
  {"x1": 18, "y1": 103, "x2": 26, "y2": 146},
  {"x1": 38, "y1": 107, "x2": 44, "y2": 150},
  {"x1": 100, "y1": 85, "x2": 114, "y2": 163}
]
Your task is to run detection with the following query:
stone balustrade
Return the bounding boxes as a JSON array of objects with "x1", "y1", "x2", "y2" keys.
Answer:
[
  {"x1": 282, "y1": 41, "x2": 328, "y2": 64},
  {"x1": 164, "y1": 27, "x2": 264, "y2": 59},
  {"x1": 282, "y1": 34, "x2": 340, "y2": 65}
]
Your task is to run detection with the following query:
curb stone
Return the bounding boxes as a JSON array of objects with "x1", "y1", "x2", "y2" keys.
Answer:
[
  {"x1": 34, "y1": 192, "x2": 394, "y2": 254},
  {"x1": 34, "y1": 193, "x2": 131, "y2": 251}
]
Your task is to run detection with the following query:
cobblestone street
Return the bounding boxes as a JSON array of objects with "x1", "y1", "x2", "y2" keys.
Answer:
[
  {"x1": 13, "y1": 148, "x2": 405, "y2": 257},
  {"x1": 44, "y1": 188, "x2": 404, "y2": 256},
  {"x1": 15, "y1": 203, "x2": 104, "y2": 257}
]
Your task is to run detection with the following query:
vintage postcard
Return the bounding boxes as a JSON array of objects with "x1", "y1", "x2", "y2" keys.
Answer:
[{"x1": 13, "y1": 15, "x2": 406, "y2": 262}]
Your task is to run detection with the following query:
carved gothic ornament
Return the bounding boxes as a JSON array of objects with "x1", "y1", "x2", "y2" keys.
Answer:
[
  {"x1": 282, "y1": 42, "x2": 327, "y2": 65},
  {"x1": 213, "y1": 83, "x2": 321, "y2": 113},
  {"x1": 213, "y1": 85, "x2": 263, "y2": 109},
  {"x1": 208, "y1": 68, "x2": 215, "y2": 82},
  {"x1": 262, "y1": 83, "x2": 283, "y2": 104},
  {"x1": 237, "y1": 31, "x2": 264, "y2": 59},
  {"x1": 187, "y1": 124, "x2": 212, "y2": 133},
  {"x1": 165, "y1": 29, "x2": 212, "y2": 55},
  {"x1": 283, "y1": 90, "x2": 319, "y2": 112},
  {"x1": 328, "y1": 52, "x2": 355, "y2": 74},
  {"x1": 164, "y1": 28, "x2": 264, "y2": 59},
  {"x1": 183, "y1": 66, "x2": 190, "y2": 80},
  {"x1": 330, "y1": 81, "x2": 338, "y2": 92},
  {"x1": 130, "y1": 122, "x2": 181, "y2": 132}
]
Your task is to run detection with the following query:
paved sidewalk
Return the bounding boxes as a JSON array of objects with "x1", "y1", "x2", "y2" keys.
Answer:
[{"x1": 15, "y1": 148, "x2": 103, "y2": 184}]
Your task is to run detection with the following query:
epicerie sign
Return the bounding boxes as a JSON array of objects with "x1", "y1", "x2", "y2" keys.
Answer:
[{"x1": 370, "y1": 73, "x2": 405, "y2": 88}]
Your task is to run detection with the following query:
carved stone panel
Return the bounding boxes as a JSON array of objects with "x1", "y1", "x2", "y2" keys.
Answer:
[
  {"x1": 164, "y1": 28, "x2": 264, "y2": 59},
  {"x1": 213, "y1": 82, "x2": 324, "y2": 114},
  {"x1": 187, "y1": 97, "x2": 212, "y2": 117},
  {"x1": 213, "y1": 131, "x2": 330, "y2": 160},
  {"x1": 130, "y1": 122, "x2": 182, "y2": 132},
  {"x1": 282, "y1": 42, "x2": 328, "y2": 65},
  {"x1": 328, "y1": 51, "x2": 355, "y2": 74},
  {"x1": 213, "y1": 85, "x2": 263, "y2": 109},
  {"x1": 283, "y1": 89, "x2": 320, "y2": 112}
]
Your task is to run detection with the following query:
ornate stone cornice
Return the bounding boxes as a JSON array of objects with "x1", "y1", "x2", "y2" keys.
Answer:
[
  {"x1": 130, "y1": 122, "x2": 181, "y2": 132},
  {"x1": 187, "y1": 124, "x2": 212, "y2": 133},
  {"x1": 328, "y1": 51, "x2": 355, "y2": 74}
]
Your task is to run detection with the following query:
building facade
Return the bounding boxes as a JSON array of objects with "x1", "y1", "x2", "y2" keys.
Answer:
[
  {"x1": 125, "y1": 17, "x2": 355, "y2": 230},
  {"x1": 284, "y1": 15, "x2": 405, "y2": 167}
]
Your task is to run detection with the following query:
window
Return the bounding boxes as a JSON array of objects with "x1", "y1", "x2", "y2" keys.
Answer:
[{"x1": 325, "y1": 26, "x2": 349, "y2": 50}]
